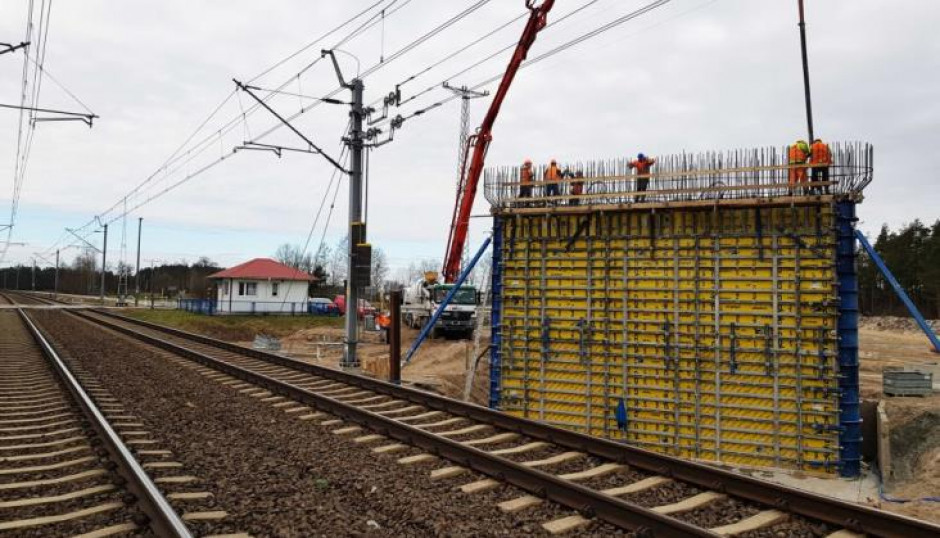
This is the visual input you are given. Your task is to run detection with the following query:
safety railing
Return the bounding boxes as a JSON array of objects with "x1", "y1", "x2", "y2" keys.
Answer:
[{"x1": 483, "y1": 141, "x2": 872, "y2": 210}]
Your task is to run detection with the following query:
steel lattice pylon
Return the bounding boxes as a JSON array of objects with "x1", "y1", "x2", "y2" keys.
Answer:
[{"x1": 443, "y1": 82, "x2": 489, "y2": 267}]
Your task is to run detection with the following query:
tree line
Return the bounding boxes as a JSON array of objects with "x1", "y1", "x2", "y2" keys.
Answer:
[
  {"x1": 0, "y1": 249, "x2": 222, "y2": 299},
  {"x1": 859, "y1": 219, "x2": 940, "y2": 319}
]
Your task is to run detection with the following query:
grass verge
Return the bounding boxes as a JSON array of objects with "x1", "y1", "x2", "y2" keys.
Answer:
[{"x1": 123, "y1": 309, "x2": 343, "y2": 341}]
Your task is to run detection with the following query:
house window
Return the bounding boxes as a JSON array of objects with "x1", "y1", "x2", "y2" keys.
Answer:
[
  {"x1": 238, "y1": 282, "x2": 245, "y2": 296},
  {"x1": 222, "y1": 281, "x2": 229, "y2": 296},
  {"x1": 245, "y1": 282, "x2": 257, "y2": 296},
  {"x1": 271, "y1": 282, "x2": 279, "y2": 297}
]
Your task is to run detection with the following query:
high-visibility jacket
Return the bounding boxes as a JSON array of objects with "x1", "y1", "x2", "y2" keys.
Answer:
[
  {"x1": 810, "y1": 141, "x2": 832, "y2": 165},
  {"x1": 376, "y1": 313, "x2": 390, "y2": 329},
  {"x1": 520, "y1": 165, "x2": 533, "y2": 185},
  {"x1": 788, "y1": 144, "x2": 809, "y2": 164},
  {"x1": 629, "y1": 158, "x2": 656, "y2": 175},
  {"x1": 544, "y1": 164, "x2": 561, "y2": 182}
]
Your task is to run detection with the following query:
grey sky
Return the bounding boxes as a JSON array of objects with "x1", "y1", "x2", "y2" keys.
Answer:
[{"x1": 1, "y1": 0, "x2": 938, "y2": 273}]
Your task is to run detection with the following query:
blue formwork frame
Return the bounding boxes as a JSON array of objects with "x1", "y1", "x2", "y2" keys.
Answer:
[
  {"x1": 836, "y1": 200, "x2": 862, "y2": 478},
  {"x1": 489, "y1": 218, "x2": 504, "y2": 409}
]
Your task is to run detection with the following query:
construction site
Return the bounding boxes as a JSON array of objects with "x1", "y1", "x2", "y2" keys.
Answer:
[{"x1": 2, "y1": 1, "x2": 939, "y2": 537}]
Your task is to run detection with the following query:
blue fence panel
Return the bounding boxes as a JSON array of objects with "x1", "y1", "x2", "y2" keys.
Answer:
[{"x1": 178, "y1": 298, "x2": 217, "y2": 315}]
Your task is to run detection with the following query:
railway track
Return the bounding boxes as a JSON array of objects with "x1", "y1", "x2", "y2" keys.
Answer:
[
  {"x1": 1, "y1": 291, "x2": 53, "y2": 306},
  {"x1": 0, "y1": 310, "x2": 190, "y2": 537},
  {"x1": 71, "y1": 308, "x2": 940, "y2": 538}
]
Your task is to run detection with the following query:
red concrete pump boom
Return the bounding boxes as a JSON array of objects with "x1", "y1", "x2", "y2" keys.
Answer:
[{"x1": 442, "y1": 0, "x2": 555, "y2": 283}]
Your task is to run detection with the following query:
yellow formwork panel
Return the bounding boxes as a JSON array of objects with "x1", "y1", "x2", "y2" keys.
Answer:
[{"x1": 497, "y1": 204, "x2": 841, "y2": 472}]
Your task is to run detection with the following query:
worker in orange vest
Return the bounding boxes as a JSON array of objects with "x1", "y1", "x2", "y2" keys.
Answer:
[
  {"x1": 570, "y1": 170, "x2": 585, "y2": 206},
  {"x1": 788, "y1": 139, "x2": 810, "y2": 190},
  {"x1": 519, "y1": 159, "x2": 534, "y2": 201},
  {"x1": 544, "y1": 159, "x2": 562, "y2": 200},
  {"x1": 809, "y1": 138, "x2": 832, "y2": 194},
  {"x1": 628, "y1": 153, "x2": 656, "y2": 202},
  {"x1": 376, "y1": 312, "x2": 391, "y2": 343}
]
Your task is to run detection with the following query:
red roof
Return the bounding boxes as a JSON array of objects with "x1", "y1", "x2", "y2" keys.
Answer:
[{"x1": 207, "y1": 258, "x2": 316, "y2": 281}]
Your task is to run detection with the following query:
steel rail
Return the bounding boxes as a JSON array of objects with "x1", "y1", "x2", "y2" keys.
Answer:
[
  {"x1": 19, "y1": 309, "x2": 193, "y2": 538},
  {"x1": 82, "y1": 309, "x2": 940, "y2": 538},
  {"x1": 74, "y1": 310, "x2": 711, "y2": 537}
]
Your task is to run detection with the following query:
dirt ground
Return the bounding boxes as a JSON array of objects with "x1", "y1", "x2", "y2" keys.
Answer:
[
  {"x1": 260, "y1": 323, "x2": 492, "y2": 406},
  {"x1": 856, "y1": 317, "x2": 940, "y2": 523}
]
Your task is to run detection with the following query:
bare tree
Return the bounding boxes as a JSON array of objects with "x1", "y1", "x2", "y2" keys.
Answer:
[
  {"x1": 312, "y1": 243, "x2": 331, "y2": 285},
  {"x1": 395, "y1": 258, "x2": 441, "y2": 284},
  {"x1": 371, "y1": 247, "x2": 389, "y2": 291},
  {"x1": 274, "y1": 243, "x2": 313, "y2": 273},
  {"x1": 329, "y1": 235, "x2": 348, "y2": 286}
]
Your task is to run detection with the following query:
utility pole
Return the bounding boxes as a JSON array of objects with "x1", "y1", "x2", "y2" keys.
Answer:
[
  {"x1": 233, "y1": 57, "x2": 360, "y2": 367},
  {"x1": 323, "y1": 49, "x2": 368, "y2": 370},
  {"x1": 797, "y1": 0, "x2": 815, "y2": 142},
  {"x1": 100, "y1": 223, "x2": 108, "y2": 304},
  {"x1": 54, "y1": 249, "x2": 59, "y2": 299},
  {"x1": 135, "y1": 217, "x2": 142, "y2": 306},
  {"x1": 31, "y1": 258, "x2": 35, "y2": 291}
]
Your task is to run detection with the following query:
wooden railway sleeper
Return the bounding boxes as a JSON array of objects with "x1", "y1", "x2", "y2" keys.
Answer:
[{"x1": 78, "y1": 309, "x2": 940, "y2": 538}]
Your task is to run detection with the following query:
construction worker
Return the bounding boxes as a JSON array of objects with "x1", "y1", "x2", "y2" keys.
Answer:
[
  {"x1": 544, "y1": 159, "x2": 562, "y2": 200},
  {"x1": 519, "y1": 159, "x2": 534, "y2": 201},
  {"x1": 628, "y1": 153, "x2": 656, "y2": 202},
  {"x1": 570, "y1": 170, "x2": 585, "y2": 206},
  {"x1": 376, "y1": 312, "x2": 391, "y2": 343},
  {"x1": 788, "y1": 139, "x2": 810, "y2": 191},
  {"x1": 809, "y1": 138, "x2": 832, "y2": 194}
]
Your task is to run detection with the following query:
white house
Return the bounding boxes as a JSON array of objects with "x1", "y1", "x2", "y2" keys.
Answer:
[{"x1": 207, "y1": 258, "x2": 316, "y2": 314}]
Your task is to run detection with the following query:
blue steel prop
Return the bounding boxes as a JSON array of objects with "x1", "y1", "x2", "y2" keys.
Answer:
[
  {"x1": 404, "y1": 236, "x2": 492, "y2": 364},
  {"x1": 855, "y1": 229, "x2": 940, "y2": 353},
  {"x1": 489, "y1": 221, "x2": 503, "y2": 409},
  {"x1": 836, "y1": 201, "x2": 862, "y2": 478}
]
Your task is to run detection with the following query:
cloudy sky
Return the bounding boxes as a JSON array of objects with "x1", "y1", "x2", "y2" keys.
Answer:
[{"x1": 1, "y1": 0, "x2": 938, "y2": 275}]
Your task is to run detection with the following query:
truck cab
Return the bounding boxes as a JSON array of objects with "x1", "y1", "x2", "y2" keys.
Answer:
[{"x1": 402, "y1": 272, "x2": 478, "y2": 339}]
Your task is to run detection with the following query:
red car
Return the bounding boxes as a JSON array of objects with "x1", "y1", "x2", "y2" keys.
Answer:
[{"x1": 333, "y1": 295, "x2": 376, "y2": 319}]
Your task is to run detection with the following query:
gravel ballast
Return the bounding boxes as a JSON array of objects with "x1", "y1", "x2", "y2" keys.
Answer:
[{"x1": 37, "y1": 310, "x2": 626, "y2": 536}]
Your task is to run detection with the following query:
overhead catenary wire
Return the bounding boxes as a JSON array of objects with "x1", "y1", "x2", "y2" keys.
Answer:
[
  {"x1": 55, "y1": 0, "x2": 637, "y2": 260},
  {"x1": 246, "y1": 0, "x2": 390, "y2": 84},
  {"x1": 378, "y1": 0, "x2": 674, "y2": 130},
  {"x1": 376, "y1": 0, "x2": 610, "y2": 111},
  {"x1": 2, "y1": 0, "x2": 43, "y2": 266},
  {"x1": 58, "y1": 0, "x2": 411, "y2": 250},
  {"x1": 246, "y1": 0, "x2": 500, "y2": 146}
]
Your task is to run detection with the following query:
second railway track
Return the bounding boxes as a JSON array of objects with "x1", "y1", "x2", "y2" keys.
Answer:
[
  {"x1": 1, "y1": 291, "x2": 57, "y2": 306},
  {"x1": 0, "y1": 309, "x2": 192, "y2": 537},
  {"x1": 62, "y1": 308, "x2": 940, "y2": 538}
]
